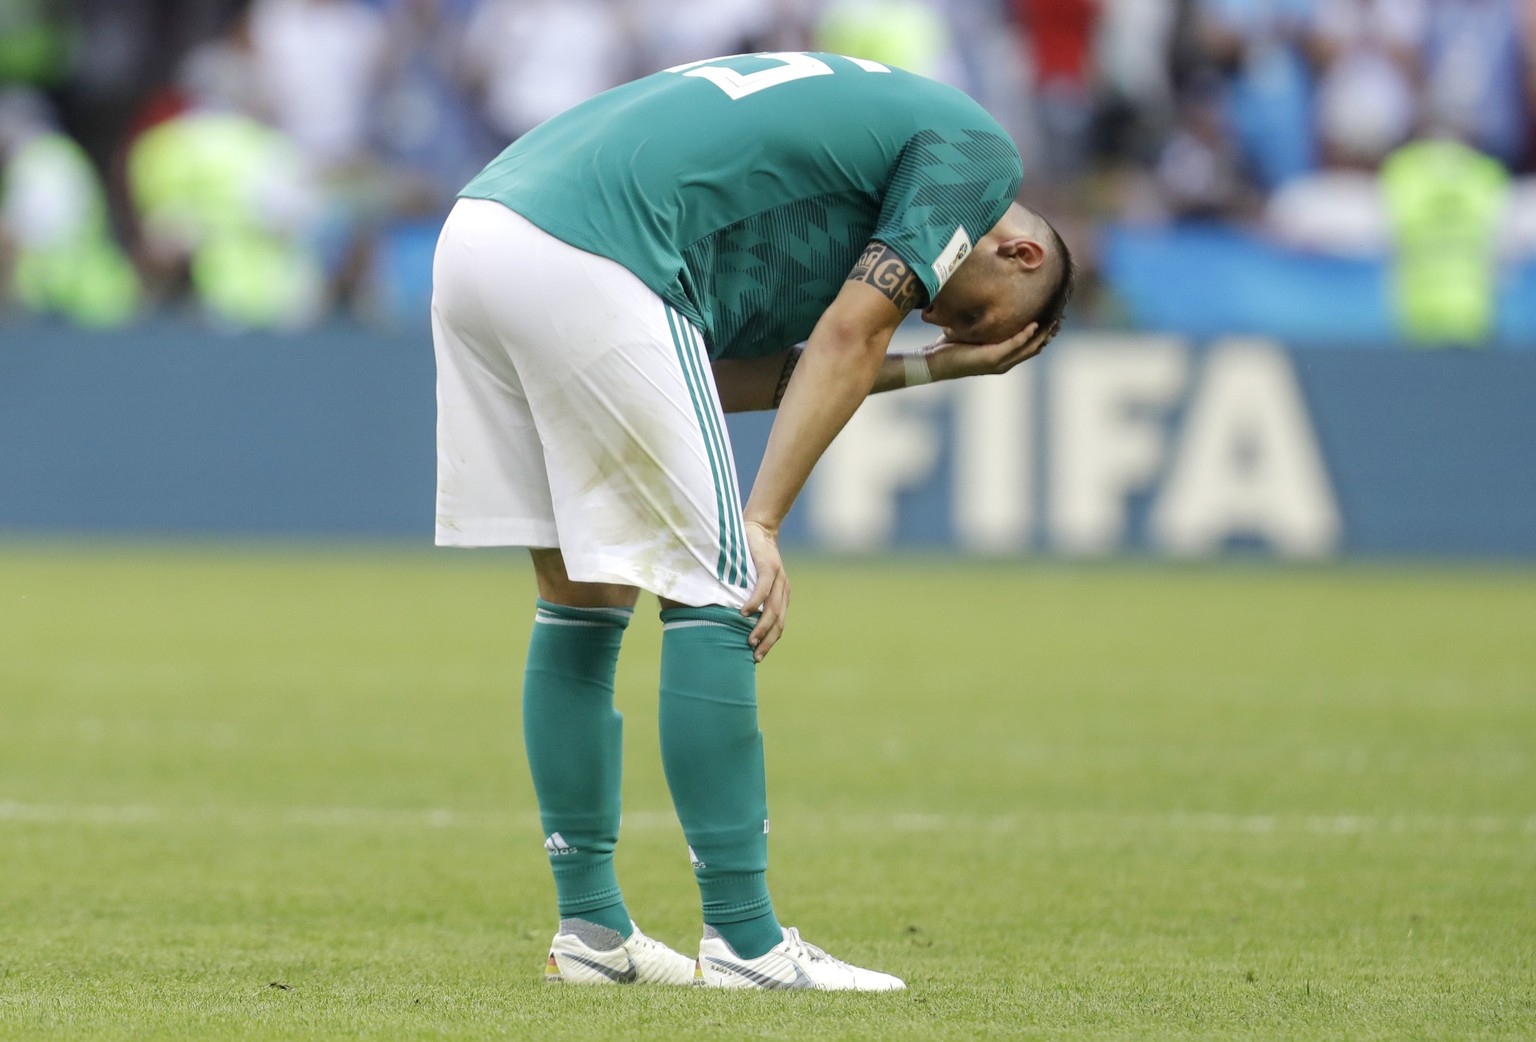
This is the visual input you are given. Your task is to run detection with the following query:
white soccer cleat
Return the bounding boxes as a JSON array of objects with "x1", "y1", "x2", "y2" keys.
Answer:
[
  {"x1": 544, "y1": 920, "x2": 695, "y2": 985},
  {"x1": 695, "y1": 926, "x2": 906, "y2": 991}
]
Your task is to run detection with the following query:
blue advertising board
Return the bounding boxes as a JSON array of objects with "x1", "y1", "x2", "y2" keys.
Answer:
[
  {"x1": 745, "y1": 330, "x2": 1536, "y2": 558},
  {"x1": 1, "y1": 322, "x2": 1533, "y2": 558}
]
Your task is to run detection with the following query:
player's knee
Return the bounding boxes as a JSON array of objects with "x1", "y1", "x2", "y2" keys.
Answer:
[{"x1": 529, "y1": 549, "x2": 639, "y2": 609}]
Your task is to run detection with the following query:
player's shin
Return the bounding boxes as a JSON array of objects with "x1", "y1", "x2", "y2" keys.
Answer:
[
  {"x1": 522, "y1": 599, "x2": 633, "y2": 936},
  {"x1": 658, "y1": 606, "x2": 782, "y2": 959}
]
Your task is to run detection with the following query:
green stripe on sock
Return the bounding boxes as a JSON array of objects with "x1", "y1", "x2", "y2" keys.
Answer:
[{"x1": 535, "y1": 599, "x2": 634, "y2": 625}]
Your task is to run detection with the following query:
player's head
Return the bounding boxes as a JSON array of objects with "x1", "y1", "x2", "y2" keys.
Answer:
[{"x1": 919, "y1": 203, "x2": 1075, "y2": 347}]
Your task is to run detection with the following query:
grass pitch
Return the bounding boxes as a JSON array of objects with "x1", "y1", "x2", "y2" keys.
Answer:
[{"x1": 1, "y1": 545, "x2": 1532, "y2": 1041}]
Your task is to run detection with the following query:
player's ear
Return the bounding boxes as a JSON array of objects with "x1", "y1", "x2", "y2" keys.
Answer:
[{"x1": 996, "y1": 236, "x2": 1046, "y2": 272}]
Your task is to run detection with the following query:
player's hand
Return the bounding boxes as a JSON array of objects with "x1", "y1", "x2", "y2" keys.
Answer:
[
  {"x1": 741, "y1": 519, "x2": 789, "y2": 663},
  {"x1": 926, "y1": 321, "x2": 1046, "y2": 381}
]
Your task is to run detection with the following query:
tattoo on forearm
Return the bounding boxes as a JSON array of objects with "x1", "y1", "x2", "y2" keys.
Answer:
[
  {"x1": 848, "y1": 242, "x2": 926, "y2": 314},
  {"x1": 772, "y1": 346, "x2": 803, "y2": 408}
]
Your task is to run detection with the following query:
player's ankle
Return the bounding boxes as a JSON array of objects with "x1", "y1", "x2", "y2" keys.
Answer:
[{"x1": 707, "y1": 911, "x2": 783, "y2": 960}]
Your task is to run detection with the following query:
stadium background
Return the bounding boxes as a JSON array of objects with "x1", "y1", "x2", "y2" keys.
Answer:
[{"x1": 3, "y1": 0, "x2": 1535, "y2": 554}]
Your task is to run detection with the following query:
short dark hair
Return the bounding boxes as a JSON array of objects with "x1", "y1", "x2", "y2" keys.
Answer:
[{"x1": 1032, "y1": 219, "x2": 1076, "y2": 346}]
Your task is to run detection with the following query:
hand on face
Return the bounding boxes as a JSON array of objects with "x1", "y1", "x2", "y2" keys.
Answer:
[
  {"x1": 923, "y1": 320, "x2": 1048, "y2": 381},
  {"x1": 920, "y1": 208, "x2": 1058, "y2": 351}
]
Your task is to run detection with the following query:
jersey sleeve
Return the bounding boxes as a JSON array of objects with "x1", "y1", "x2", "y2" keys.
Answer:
[{"x1": 871, "y1": 126, "x2": 1025, "y2": 304}]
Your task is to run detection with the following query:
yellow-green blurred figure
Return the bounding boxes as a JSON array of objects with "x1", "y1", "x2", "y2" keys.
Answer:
[
  {"x1": 1382, "y1": 139, "x2": 1509, "y2": 347},
  {"x1": 128, "y1": 108, "x2": 325, "y2": 330},
  {"x1": 0, "y1": 89, "x2": 140, "y2": 327}
]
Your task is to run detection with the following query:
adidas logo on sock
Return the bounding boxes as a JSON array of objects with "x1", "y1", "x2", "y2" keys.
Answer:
[
  {"x1": 545, "y1": 832, "x2": 576, "y2": 855},
  {"x1": 688, "y1": 846, "x2": 705, "y2": 869}
]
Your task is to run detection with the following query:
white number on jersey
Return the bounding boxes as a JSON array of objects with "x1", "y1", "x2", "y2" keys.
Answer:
[{"x1": 666, "y1": 52, "x2": 890, "y2": 101}]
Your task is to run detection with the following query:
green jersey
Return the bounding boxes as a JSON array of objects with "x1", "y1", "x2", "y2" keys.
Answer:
[{"x1": 460, "y1": 52, "x2": 1023, "y2": 360}]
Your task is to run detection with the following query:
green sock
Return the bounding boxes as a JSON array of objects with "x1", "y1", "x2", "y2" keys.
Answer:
[
  {"x1": 522, "y1": 598, "x2": 633, "y2": 936},
  {"x1": 658, "y1": 606, "x2": 782, "y2": 959}
]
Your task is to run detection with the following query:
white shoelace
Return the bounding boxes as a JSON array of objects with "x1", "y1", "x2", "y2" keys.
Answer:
[
  {"x1": 782, "y1": 927, "x2": 840, "y2": 965},
  {"x1": 629, "y1": 934, "x2": 664, "y2": 953}
]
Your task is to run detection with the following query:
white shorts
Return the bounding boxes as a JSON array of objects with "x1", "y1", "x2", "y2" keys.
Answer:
[{"x1": 431, "y1": 198, "x2": 755, "y2": 609}]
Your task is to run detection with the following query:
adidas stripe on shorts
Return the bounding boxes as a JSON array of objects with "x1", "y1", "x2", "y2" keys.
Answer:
[{"x1": 431, "y1": 198, "x2": 755, "y2": 609}]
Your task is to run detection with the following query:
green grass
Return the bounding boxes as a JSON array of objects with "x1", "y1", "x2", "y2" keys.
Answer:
[{"x1": 1, "y1": 545, "x2": 1532, "y2": 1040}]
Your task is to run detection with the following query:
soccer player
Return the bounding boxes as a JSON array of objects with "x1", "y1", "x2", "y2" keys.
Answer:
[{"x1": 432, "y1": 51, "x2": 1073, "y2": 990}]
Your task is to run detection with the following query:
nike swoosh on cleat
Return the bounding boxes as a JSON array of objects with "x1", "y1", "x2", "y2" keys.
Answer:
[
  {"x1": 705, "y1": 956, "x2": 813, "y2": 990},
  {"x1": 560, "y1": 952, "x2": 639, "y2": 983}
]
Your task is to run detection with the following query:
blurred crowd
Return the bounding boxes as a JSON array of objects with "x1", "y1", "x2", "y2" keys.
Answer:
[{"x1": 2, "y1": 0, "x2": 1536, "y2": 330}]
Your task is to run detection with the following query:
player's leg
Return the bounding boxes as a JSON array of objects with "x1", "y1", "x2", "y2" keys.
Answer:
[
  {"x1": 642, "y1": 327, "x2": 900, "y2": 990},
  {"x1": 633, "y1": 312, "x2": 780, "y2": 960},
  {"x1": 521, "y1": 550, "x2": 636, "y2": 938},
  {"x1": 523, "y1": 551, "x2": 694, "y2": 984},
  {"x1": 656, "y1": 595, "x2": 779, "y2": 961},
  {"x1": 481, "y1": 239, "x2": 783, "y2": 963},
  {"x1": 431, "y1": 199, "x2": 689, "y2": 983}
]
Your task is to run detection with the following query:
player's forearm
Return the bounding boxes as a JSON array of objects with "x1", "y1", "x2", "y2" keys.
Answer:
[
  {"x1": 743, "y1": 334, "x2": 887, "y2": 530},
  {"x1": 715, "y1": 344, "x2": 917, "y2": 412},
  {"x1": 718, "y1": 345, "x2": 951, "y2": 411}
]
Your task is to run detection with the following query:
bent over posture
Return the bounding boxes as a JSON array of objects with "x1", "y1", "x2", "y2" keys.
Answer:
[{"x1": 432, "y1": 52, "x2": 1072, "y2": 990}]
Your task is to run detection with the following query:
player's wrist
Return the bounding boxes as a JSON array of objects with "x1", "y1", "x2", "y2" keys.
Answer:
[
  {"x1": 743, "y1": 517, "x2": 781, "y2": 539},
  {"x1": 902, "y1": 351, "x2": 933, "y2": 388},
  {"x1": 907, "y1": 343, "x2": 953, "y2": 385}
]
